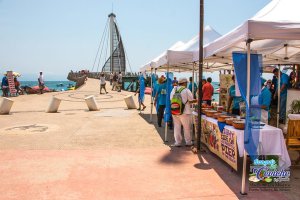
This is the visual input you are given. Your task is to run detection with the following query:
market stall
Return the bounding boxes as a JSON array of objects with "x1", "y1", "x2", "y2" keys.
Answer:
[
  {"x1": 200, "y1": 0, "x2": 298, "y2": 193},
  {"x1": 193, "y1": 112, "x2": 291, "y2": 171}
]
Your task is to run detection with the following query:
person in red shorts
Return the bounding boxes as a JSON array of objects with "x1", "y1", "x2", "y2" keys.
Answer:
[{"x1": 202, "y1": 77, "x2": 214, "y2": 106}]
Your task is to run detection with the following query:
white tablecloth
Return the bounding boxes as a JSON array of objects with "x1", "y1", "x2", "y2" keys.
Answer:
[{"x1": 202, "y1": 115, "x2": 291, "y2": 169}]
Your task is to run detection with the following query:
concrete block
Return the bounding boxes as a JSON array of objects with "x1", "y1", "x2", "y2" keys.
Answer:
[
  {"x1": 46, "y1": 96, "x2": 61, "y2": 113},
  {"x1": 84, "y1": 95, "x2": 99, "y2": 111},
  {"x1": 124, "y1": 95, "x2": 137, "y2": 109},
  {"x1": 0, "y1": 97, "x2": 14, "y2": 114}
]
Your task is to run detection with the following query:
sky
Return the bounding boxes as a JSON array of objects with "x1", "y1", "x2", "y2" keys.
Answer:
[{"x1": 0, "y1": 0, "x2": 271, "y2": 81}]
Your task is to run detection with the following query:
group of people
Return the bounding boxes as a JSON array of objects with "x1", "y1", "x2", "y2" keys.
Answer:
[
  {"x1": 1, "y1": 74, "x2": 22, "y2": 97},
  {"x1": 225, "y1": 68, "x2": 297, "y2": 124},
  {"x1": 99, "y1": 72, "x2": 123, "y2": 94},
  {"x1": 1, "y1": 71, "x2": 46, "y2": 97},
  {"x1": 153, "y1": 75, "x2": 210, "y2": 147},
  {"x1": 149, "y1": 68, "x2": 297, "y2": 147}
]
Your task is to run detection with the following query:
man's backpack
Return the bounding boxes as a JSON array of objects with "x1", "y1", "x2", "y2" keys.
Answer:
[{"x1": 171, "y1": 87, "x2": 187, "y2": 115}]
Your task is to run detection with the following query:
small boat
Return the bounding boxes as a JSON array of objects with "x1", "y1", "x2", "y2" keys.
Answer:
[
  {"x1": 56, "y1": 83, "x2": 64, "y2": 87},
  {"x1": 22, "y1": 85, "x2": 51, "y2": 94},
  {"x1": 67, "y1": 86, "x2": 75, "y2": 90}
]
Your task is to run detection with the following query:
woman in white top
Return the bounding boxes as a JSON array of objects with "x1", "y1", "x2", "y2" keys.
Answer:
[{"x1": 100, "y1": 73, "x2": 108, "y2": 94}]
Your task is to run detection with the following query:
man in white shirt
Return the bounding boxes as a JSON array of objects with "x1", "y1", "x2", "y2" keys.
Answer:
[
  {"x1": 170, "y1": 78, "x2": 194, "y2": 147},
  {"x1": 38, "y1": 71, "x2": 45, "y2": 94}
]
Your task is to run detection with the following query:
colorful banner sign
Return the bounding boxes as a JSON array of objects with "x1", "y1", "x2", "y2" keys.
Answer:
[{"x1": 201, "y1": 118, "x2": 238, "y2": 171}]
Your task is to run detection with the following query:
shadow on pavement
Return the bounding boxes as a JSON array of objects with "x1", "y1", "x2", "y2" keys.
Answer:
[{"x1": 138, "y1": 113, "x2": 176, "y2": 145}]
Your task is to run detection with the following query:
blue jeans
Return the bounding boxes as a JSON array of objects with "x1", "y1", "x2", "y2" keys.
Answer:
[{"x1": 280, "y1": 93, "x2": 287, "y2": 121}]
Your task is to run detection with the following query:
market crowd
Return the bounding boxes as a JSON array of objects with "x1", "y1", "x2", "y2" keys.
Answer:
[{"x1": 150, "y1": 69, "x2": 298, "y2": 147}]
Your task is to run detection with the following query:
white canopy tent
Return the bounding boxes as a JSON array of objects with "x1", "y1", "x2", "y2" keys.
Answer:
[
  {"x1": 154, "y1": 25, "x2": 224, "y2": 72},
  {"x1": 140, "y1": 25, "x2": 226, "y2": 73},
  {"x1": 202, "y1": 0, "x2": 298, "y2": 194},
  {"x1": 167, "y1": 25, "x2": 221, "y2": 66},
  {"x1": 204, "y1": 0, "x2": 300, "y2": 65},
  {"x1": 140, "y1": 41, "x2": 185, "y2": 72}
]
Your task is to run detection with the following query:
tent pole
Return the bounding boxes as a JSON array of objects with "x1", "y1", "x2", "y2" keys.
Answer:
[
  {"x1": 192, "y1": 62, "x2": 195, "y2": 142},
  {"x1": 165, "y1": 63, "x2": 170, "y2": 142},
  {"x1": 197, "y1": 0, "x2": 204, "y2": 150},
  {"x1": 241, "y1": 40, "x2": 251, "y2": 195},
  {"x1": 277, "y1": 65, "x2": 281, "y2": 128},
  {"x1": 139, "y1": 72, "x2": 141, "y2": 114},
  {"x1": 192, "y1": 63, "x2": 195, "y2": 97},
  {"x1": 150, "y1": 67, "x2": 154, "y2": 123}
]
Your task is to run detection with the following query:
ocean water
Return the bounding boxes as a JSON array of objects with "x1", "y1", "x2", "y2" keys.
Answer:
[
  {"x1": 20, "y1": 81, "x2": 76, "y2": 91},
  {"x1": 0, "y1": 81, "x2": 76, "y2": 95},
  {"x1": 2, "y1": 80, "x2": 220, "y2": 103}
]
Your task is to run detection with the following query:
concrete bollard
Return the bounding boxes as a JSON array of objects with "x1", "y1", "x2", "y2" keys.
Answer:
[
  {"x1": 124, "y1": 95, "x2": 137, "y2": 109},
  {"x1": 46, "y1": 96, "x2": 61, "y2": 113},
  {"x1": 84, "y1": 95, "x2": 99, "y2": 111},
  {"x1": 0, "y1": 97, "x2": 14, "y2": 114}
]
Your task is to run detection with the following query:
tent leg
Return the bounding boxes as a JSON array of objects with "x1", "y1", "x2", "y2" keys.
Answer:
[
  {"x1": 192, "y1": 63, "x2": 195, "y2": 141},
  {"x1": 165, "y1": 64, "x2": 170, "y2": 143},
  {"x1": 277, "y1": 65, "x2": 281, "y2": 128},
  {"x1": 150, "y1": 68, "x2": 153, "y2": 123},
  {"x1": 241, "y1": 40, "x2": 251, "y2": 195},
  {"x1": 164, "y1": 122, "x2": 168, "y2": 142}
]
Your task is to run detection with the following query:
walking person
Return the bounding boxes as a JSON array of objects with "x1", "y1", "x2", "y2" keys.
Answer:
[
  {"x1": 38, "y1": 71, "x2": 45, "y2": 94},
  {"x1": 112, "y1": 72, "x2": 117, "y2": 91},
  {"x1": 109, "y1": 73, "x2": 113, "y2": 86},
  {"x1": 117, "y1": 72, "x2": 122, "y2": 92},
  {"x1": 134, "y1": 79, "x2": 146, "y2": 111},
  {"x1": 202, "y1": 77, "x2": 214, "y2": 106},
  {"x1": 100, "y1": 73, "x2": 108, "y2": 94},
  {"x1": 154, "y1": 76, "x2": 167, "y2": 127},
  {"x1": 170, "y1": 78, "x2": 194, "y2": 147}
]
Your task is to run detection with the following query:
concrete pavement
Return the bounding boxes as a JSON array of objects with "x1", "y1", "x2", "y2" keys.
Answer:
[{"x1": 0, "y1": 79, "x2": 296, "y2": 200}]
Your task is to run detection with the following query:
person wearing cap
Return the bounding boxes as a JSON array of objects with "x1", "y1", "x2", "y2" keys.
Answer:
[
  {"x1": 170, "y1": 77, "x2": 194, "y2": 147},
  {"x1": 154, "y1": 76, "x2": 167, "y2": 127},
  {"x1": 273, "y1": 68, "x2": 289, "y2": 123}
]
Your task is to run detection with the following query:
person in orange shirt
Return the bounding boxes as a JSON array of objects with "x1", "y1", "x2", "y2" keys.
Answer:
[{"x1": 202, "y1": 77, "x2": 214, "y2": 106}]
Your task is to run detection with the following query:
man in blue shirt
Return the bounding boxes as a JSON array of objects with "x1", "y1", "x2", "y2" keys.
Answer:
[
  {"x1": 259, "y1": 84, "x2": 272, "y2": 124},
  {"x1": 154, "y1": 76, "x2": 167, "y2": 127},
  {"x1": 188, "y1": 77, "x2": 197, "y2": 99},
  {"x1": 227, "y1": 75, "x2": 243, "y2": 115},
  {"x1": 1, "y1": 75, "x2": 9, "y2": 97},
  {"x1": 172, "y1": 77, "x2": 178, "y2": 87},
  {"x1": 273, "y1": 68, "x2": 289, "y2": 123}
]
